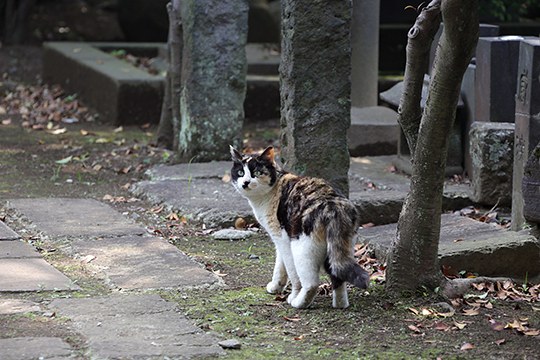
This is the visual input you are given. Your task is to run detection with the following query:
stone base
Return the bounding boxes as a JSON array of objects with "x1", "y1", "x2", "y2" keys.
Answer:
[
  {"x1": 358, "y1": 214, "x2": 540, "y2": 279},
  {"x1": 469, "y1": 122, "x2": 514, "y2": 206},
  {"x1": 348, "y1": 106, "x2": 399, "y2": 156}
]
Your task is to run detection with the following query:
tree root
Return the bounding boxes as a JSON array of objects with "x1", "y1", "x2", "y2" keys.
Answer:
[{"x1": 441, "y1": 276, "x2": 513, "y2": 299}]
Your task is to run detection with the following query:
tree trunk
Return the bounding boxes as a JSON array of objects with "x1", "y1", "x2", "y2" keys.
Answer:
[
  {"x1": 397, "y1": 0, "x2": 441, "y2": 158},
  {"x1": 156, "y1": 0, "x2": 182, "y2": 149},
  {"x1": 386, "y1": 0, "x2": 479, "y2": 293},
  {"x1": 3, "y1": 0, "x2": 36, "y2": 45}
]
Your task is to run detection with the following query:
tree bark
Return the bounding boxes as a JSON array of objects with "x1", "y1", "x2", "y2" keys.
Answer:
[
  {"x1": 397, "y1": 0, "x2": 441, "y2": 159},
  {"x1": 386, "y1": 0, "x2": 479, "y2": 293},
  {"x1": 3, "y1": 0, "x2": 36, "y2": 45},
  {"x1": 156, "y1": 0, "x2": 182, "y2": 149}
]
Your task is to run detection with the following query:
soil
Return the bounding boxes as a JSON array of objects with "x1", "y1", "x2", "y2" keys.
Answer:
[{"x1": 1, "y1": 14, "x2": 539, "y2": 360}]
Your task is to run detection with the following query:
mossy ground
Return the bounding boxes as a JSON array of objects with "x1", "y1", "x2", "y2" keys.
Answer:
[
  {"x1": 0, "y1": 117, "x2": 540, "y2": 359},
  {"x1": 0, "y1": 103, "x2": 538, "y2": 359}
]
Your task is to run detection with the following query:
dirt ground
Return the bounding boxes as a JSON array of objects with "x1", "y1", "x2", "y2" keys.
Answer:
[{"x1": 1, "y1": 9, "x2": 540, "y2": 359}]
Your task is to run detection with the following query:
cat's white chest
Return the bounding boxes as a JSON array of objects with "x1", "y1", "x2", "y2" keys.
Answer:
[{"x1": 247, "y1": 198, "x2": 279, "y2": 237}]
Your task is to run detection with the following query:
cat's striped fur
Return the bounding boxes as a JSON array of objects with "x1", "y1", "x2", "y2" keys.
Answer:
[{"x1": 230, "y1": 146, "x2": 369, "y2": 309}]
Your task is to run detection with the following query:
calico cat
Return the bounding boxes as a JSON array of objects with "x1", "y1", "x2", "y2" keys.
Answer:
[{"x1": 230, "y1": 145, "x2": 369, "y2": 309}]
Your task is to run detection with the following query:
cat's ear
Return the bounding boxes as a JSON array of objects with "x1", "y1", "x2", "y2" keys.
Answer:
[
  {"x1": 229, "y1": 145, "x2": 243, "y2": 163},
  {"x1": 259, "y1": 146, "x2": 275, "y2": 164}
]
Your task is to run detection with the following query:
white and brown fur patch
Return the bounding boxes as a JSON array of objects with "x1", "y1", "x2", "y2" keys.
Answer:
[{"x1": 230, "y1": 146, "x2": 369, "y2": 309}]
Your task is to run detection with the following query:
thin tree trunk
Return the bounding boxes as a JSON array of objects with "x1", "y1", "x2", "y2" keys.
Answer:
[
  {"x1": 156, "y1": 0, "x2": 182, "y2": 149},
  {"x1": 397, "y1": 0, "x2": 441, "y2": 159},
  {"x1": 3, "y1": 0, "x2": 36, "y2": 45},
  {"x1": 386, "y1": 0, "x2": 479, "y2": 293}
]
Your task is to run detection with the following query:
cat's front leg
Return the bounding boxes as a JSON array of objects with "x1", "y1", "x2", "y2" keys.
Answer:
[{"x1": 266, "y1": 248, "x2": 288, "y2": 294}]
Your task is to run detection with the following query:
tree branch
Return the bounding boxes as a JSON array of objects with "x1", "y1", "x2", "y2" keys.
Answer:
[{"x1": 398, "y1": 0, "x2": 441, "y2": 159}]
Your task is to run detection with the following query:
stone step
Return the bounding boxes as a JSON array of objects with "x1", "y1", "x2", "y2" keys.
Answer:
[
  {"x1": 358, "y1": 213, "x2": 540, "y2": 279},
  {"x1": 49, "y1": 294, "x2": 225, "y2": 359}
]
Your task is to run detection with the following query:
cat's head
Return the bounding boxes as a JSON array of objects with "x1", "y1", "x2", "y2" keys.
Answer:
[{"x1": 229, "y1": 146, "x2": 278, "y2": 198}]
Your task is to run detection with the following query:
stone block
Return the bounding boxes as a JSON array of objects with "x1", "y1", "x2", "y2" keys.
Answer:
[
  {"x1": 348, "y1": 106, "x2": 399, "y2": 156},
  {"x1": 469, "y1": 122, "x2": 514, "y2": 206},
  {"x1": 359, "y1": 214, "x2": 540, "y2": 279},
  {"x1": 523, "y1": 140, "x2": 540, "y2": 223},
  {"x1": 43, "y1": 42, "x2": 164, "y2": 125},
  {"x1": 475, "y1": 36, "x2": 536, "y2": 123},
  {"x1": 512, "y1": 38, "x2": 540, "y2": 230},
  {"x1": 429, "y1": 23, "x2": 500, "y2": 75}
]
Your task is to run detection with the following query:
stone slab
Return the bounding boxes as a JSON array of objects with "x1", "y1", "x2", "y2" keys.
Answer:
[
  {"x1": 134, "y1": 156, "x2": 471, "y2": 226},
  {"x1": 0, "y1": 337, "x2": 73, "y2": 360},
  {"x1": 132, "y1": 178, "x2": 253, "y2": 228},
  {"x1": 348, "y1": 106, "x2": 399, "y2": 156},
  {"x1": 70, "y1": 236, "x2": 221, "y2": 290},
  {"x1": 49, "y1": 294, "x2": 225, "y2": 359},
  {"x1": 7, "y1": 198, "x2": 146, "y2": 238},
  {"x1": 358, "y1": 214, "x2": 540, "y2": 278},
  {"x1": 0, "y1": 299, "x2": 41, "y2": 314},
  {"x1": 0, "y1": 240, "x2": 41, "y2": 258},
  {"x1": 0, "y1": 221, "x2": 19, "y2": 240},
  {"x1": 0, "y1": 258, "x2": 79, "y2": 292},
  {"x1": 43, "y1": 42, "x2": 164, "y2": 125}
]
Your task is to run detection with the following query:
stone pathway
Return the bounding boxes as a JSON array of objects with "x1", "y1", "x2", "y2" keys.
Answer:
[
  {"x1": 0, "y1": 216, "x2": 78, "y2": 292},
  {"x1": 0, "y1": 198, "x2": 224, "y2": 359}
]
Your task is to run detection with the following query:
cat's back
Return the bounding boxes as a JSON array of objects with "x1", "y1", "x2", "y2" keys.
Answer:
[{"x1": 276, "y1": 174, "x2": 358, "y2": 239}]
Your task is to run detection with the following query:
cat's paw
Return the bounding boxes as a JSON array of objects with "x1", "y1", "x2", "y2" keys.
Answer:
[
  {"x1": 266, "y1": 281, "x2": 286, "y2": 294},
  {"x1": 332, "y1": 297, "x2": 349, "y2": 309},
  {"x1": 290, "y1": 296, "x2": 312, "y2": 309},
  {"x1": 287, "y1": 290, "x2": 299, "y2": 304}
]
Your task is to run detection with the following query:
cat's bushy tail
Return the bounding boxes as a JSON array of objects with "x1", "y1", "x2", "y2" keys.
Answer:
[{"x1": 324, "y1": 203, "x2": 369, "y2": 289}]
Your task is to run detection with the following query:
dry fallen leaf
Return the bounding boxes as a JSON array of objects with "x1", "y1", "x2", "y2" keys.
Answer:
[
  {"x1": 490, "y1": 321, "x2": 505, "y2": 331},
  {"x1": 453, "y1": 321, "x2": 467, "y2": 330},
  {"x1": 494, "y1": 338, "x2": 506, "y2": 346},
  {"x1": 284, "y1": 316, "x2": 301, "y2": 322},
  {"x1": 462, "y1": 307, "x2": 480, "y2": 316},
  {"x1": 408, "y1": 324, "x2": 423, "y2": 333},
  {"x1": 460, "y1": 342, "x2": 475, "y2": 351}
]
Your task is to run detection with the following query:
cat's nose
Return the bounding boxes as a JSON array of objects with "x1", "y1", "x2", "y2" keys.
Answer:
[{"x1": 242, "y1": 181, "x2": 250, "y2": 189}]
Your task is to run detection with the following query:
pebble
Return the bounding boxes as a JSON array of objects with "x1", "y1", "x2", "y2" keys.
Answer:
[
  {"x1": 212, "y1": 229, "x2": 253, "y2": 240},
  {"x1": 218, "y1": 339, "x2": 241, "y2": 349}
]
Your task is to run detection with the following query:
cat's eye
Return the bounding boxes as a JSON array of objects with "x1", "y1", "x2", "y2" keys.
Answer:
[
  {"x1": 254, "y1": 170, "x2": 262, "y2": 177},
  {"x1": 237, "y1": 170, "x2": 244, "y2": 176}
]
